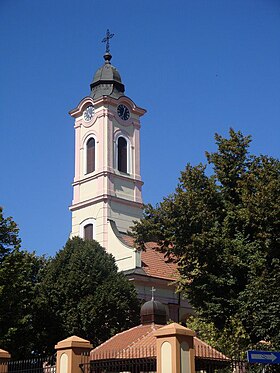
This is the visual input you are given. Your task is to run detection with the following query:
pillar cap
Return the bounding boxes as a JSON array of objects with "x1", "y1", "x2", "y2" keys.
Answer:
[
  {"x1": 0, "y1": 349, "x2": 11, "y2": 359},
  {"x1": 55, "y1": 335, "x2": 93, "y2": 350},
  {"x1": 154, "y1": 322, "x2": 196, "y2": 338}
]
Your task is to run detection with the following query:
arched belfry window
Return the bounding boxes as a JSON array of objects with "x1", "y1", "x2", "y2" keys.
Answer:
[
  {"x1": 118, "y1": 137, "x2": 128, "y2": 173},
  {"x1": 84, "y1": 224, "x2": 93, "y2": 240},
  {"x1": 86, "y1": 138, "x2": 95, "y2": 173}
]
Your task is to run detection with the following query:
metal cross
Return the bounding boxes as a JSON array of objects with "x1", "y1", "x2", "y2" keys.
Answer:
[
  {"x1": 102, "y1": 29, "x2": 114, "y2": 54},
  {"x1": 151, "y1": 286, "x2": 156, "y2": 301}
]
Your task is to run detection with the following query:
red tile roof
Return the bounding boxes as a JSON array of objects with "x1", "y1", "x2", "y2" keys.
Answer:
[
  {"x1": 119, "y1": 234, "x2": 135, "y2": 247},
  {"x1": 91, "y1": 323, "x2": 228, "y2": 361},
  {"x1": 119, "y1": 233, "x2": 178, "y2": 281},
  {"x1": 141, "y1": 243, "x2": 178, "y2": 281},
  {"x1": 91, "y1": 324, "x2": 157, "y2": 360}
]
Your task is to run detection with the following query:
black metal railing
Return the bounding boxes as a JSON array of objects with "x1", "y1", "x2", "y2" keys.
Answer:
[
  {"x1": 81, "y1": 358, "x2": 156, "y2": 373},
  {"x1": 80, "y1": 346, "x2": 280, "y2": 373},
  {"x1": 195, "y1": 357, "x2": 247, "y2": 372},
  {"x1": 81, "y1": 347, "x2": 156, "y2": 373},
  {"x1": 196, "y1": 359, "x2": 280, "y2": 373},
  {"x1": 0, "y1": 355, "x2": 56, "y2": 373}
]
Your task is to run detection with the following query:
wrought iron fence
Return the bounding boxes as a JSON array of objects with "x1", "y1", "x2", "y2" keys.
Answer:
[
  {"x1": 195, "y1": 355, "x2": 280, "y2": 372},
  {"x1": 195, "y1": 357, "x2": 247, "y2": 372},
  {"x1": 85, "y1": 357, "x2": 156, "y2": 373},
  {"x1": 0, "y1": 355, "x2": 56, "y2": 373},
  {"x1": 80, "y1": 346, "x2": 280, "y2": 373},
  {"x1": 81, "y1": 347, "x2": 156, "y2": 373},
  {"x1": 81, "y1": 356, "x2": 254, "y2": 373},
  {"x1": 81, "y1": 358, "x2": 156, "y2": 373},
  {"x1": 196, "y1": 359, "x2": 280, "y2": 372}
]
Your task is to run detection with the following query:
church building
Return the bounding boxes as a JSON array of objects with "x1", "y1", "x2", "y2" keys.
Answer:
[{"x1": 69, "y1": 31, "x2": 192, "y2": 322}]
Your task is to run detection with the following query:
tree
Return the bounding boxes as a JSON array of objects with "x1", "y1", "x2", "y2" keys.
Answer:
[
  {"x1": 0, "y1": 250, "x2": 46, "y2": 358},
  {"x1": 1, "y1": 210, "x2": 140, "y2": 357},
  {"x1": 0, "y1": 206, "x2": 21, "y2": 259},
  {"x1": 185, "y1": 314, "x2": 251, "y2": 358},
  {"x1": 0, "y1": 207, "x2": 46, "y2": 358},
  {"x1": 132, "y1": 129, "x2": 280, "y2": 351},
  {"x1": 37, "y1": 237, "x2": 140, "y2": 353}
]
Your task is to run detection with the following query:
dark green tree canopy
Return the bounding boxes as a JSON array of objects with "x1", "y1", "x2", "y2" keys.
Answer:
[
  {"x1": 0, "y1": 206, "x2": 21, "y2": 260},
  {"x1": 38, "y1": 237, "x2": 140, "y2": 353},
  {"x1": 132, "y1": 129, "x2": 280, "y2": 350},
  {"x1": 0, "y1": 207, "x2": 46, "y2": 358},
  {"x1": 1, "y1": 210, "x2": 140, "y2": 358},
  {"x1": 0, "y1": 250, "x2": 46, "y2": 358}
]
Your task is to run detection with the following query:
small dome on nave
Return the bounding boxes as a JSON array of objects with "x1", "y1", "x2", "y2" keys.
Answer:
[{"x1": 140, "y1": 298, "x2": 167, "y2": 325}]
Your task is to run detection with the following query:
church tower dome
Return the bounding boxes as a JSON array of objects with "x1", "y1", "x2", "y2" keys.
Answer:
[{"x1": 90, "y1": 52, "x2": 125, "y2": 99}]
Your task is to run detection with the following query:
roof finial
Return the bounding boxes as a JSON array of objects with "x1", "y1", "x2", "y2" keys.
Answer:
[
  {"x1": 151, "y1": 286, "x2": 156, "y2": 301},
  {"x1": 102, "y1": 29, "x2": 114, "y2": 54}
]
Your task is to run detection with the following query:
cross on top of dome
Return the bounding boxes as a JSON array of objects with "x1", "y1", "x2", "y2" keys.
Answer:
[
  {"x1": 90, "y1": 29, "x2": 124, "y2": 99},
  {"x1": 102, "y1": 29, "x2": 114, "y2": 54}
]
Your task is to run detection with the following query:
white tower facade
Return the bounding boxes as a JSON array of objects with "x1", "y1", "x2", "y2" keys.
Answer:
[{"x1": 69, "y1": 51, "x2": 146, "y2": 270}]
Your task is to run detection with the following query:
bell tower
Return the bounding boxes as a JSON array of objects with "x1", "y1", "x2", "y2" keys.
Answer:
[{"x1": 69, "y1": 32, "x2": 146, "y2": 266}]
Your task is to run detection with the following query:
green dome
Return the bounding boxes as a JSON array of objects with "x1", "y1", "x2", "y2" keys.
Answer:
[{"x1": 90, "y1": 53, "x2": 125, "y2": 99}]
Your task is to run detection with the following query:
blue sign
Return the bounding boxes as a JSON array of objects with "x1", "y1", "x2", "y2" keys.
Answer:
[{"x1": 247, "y1": 350, "x2": 280, "y2": 365}]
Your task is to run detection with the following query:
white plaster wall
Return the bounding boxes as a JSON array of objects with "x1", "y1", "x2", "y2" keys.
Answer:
[
  {"x1": 107, "y1": 221, "x2": 140, "y2": 271},
  {"x1": 70, "y1": 197, "x2": 142, "y2": 252},
  {"x1": 109, "y1": 200, "x2": 143, "y2": 233},
  {"x1": 70, "y1": 201, "x2": 106, "y2": 240},
  {"x1": 114, "y1": 178, "x2": 135, "y2": 200}
]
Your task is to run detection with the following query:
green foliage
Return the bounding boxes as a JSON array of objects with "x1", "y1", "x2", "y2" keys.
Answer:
[
  {"x1": 186, "y1": 315, "x2": 251, "y2": 358},
  {"x1": 37, "y1": 237, "x2": 140, "y2": 353},
  {"x1": 240, "y1": 258, "x2": 280, "y2": 347},
  {"x1": 0, "y1": 207, "x2": 21, "y2": 259},
  {"x1": 0, "y1": 209, "x2": 140, "y2": 357},
  {"x1": 0, "y1": 208, "x2": 46, "y2": 358},
  {"x1": 132, "y1": 129, "x2": 280, "y2": 351}
]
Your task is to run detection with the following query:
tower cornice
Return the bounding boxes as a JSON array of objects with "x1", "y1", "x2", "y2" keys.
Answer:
[
  {"x1": 72, "y1": 169, "x2": 143, "y2": 186},
  {"x1": 69, "y1": 194, "x2": 143, "y2": 212}
]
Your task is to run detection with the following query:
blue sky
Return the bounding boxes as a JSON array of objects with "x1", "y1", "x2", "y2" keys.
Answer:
[{"x1": 1, "y1": 0, "x2": 279, "y2": 256}]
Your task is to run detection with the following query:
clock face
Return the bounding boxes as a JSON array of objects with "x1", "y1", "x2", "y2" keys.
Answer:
[
  {"x1": 117, "y1": 104, "x2": 130, "y2": 121},
  {"x1": 83, "y1": 105, "x2": 94, "y2": 122}
]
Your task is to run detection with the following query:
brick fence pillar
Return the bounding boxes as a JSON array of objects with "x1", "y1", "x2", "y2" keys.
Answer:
[
  {"x1": 55, "y1": 336, "x2": 92, "y2": 373},
  {"x1": 154, "y1": 323, "x2": 196, "y2": 373},
  {"x1": 0, "y1": 349, "x2": 11, "y2": 373}
]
